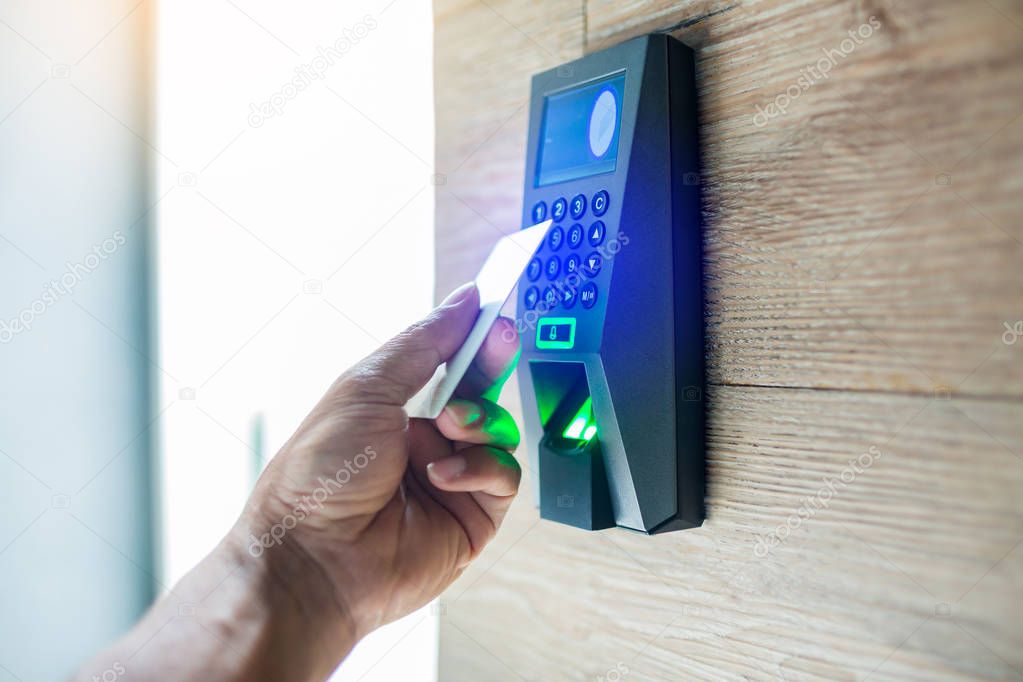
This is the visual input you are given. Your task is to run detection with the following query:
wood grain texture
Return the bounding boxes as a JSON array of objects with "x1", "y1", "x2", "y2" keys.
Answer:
[
  {"x1": 433, "y1": 0, "x2": 1023, "y2": 679},
  {"x1": 441, "y1": 386, "x2": 1023, "y2": 678},
  {"x1": 441, "y1": 386, "x2": 1023, "y2": 681},
  {"x1": 433, "y1": 0, "x2": 584, "y2": 302}
]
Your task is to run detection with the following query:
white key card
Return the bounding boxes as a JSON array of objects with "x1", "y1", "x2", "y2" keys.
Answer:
[{"x1": 405, "y1": 219, "x2": 553, "y2": 419}]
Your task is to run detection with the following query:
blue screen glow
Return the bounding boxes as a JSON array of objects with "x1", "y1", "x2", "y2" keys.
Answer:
[{"x1": 535, "y1": 72, "x2": 626, "y2": 187}]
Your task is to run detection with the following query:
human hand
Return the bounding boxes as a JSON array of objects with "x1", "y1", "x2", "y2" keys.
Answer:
[
  {"x1": 234, "y1": 282, "x2": 522, "y2": 647},
  {"x1": 74, "y1": 283, "x2": 523, "y2": 681}
]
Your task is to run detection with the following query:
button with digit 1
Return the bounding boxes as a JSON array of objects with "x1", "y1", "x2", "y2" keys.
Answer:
[{"x1": 531, "y1": 201, "x2": 547, "y2": 223}]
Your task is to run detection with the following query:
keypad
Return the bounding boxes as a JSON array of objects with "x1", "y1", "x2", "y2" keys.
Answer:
[{"x1": 524, "y1": 187, "x2": 611, "y2": 324}]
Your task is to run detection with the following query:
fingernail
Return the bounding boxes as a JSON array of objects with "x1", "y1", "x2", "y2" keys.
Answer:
[
  {"x1": 444, "y1": 399, "x2": 483, "y2": 427},
  {"x1": 441, "y1": 281, "x2": 476, "y2": 306},
  {"x1": 428, "y1": 455, "x2": 467, "y2": 482}
]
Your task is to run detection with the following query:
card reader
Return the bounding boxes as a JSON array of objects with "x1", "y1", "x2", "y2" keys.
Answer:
[{"x1": 516, "y1": 33, "x2": 705, "y2": 533}]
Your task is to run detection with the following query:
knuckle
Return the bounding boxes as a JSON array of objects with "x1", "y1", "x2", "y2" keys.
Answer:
[
  {"x1": 340, "y1": 402, "x2": 409, "y2": 433},
  {"x1": 335, "y1": 368, "x2": 400, "y2": 405},
  {"x1": 397, "y1": 315, "x2": 444, "y2": 351}
]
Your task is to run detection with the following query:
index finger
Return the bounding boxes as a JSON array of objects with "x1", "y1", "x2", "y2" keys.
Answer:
[{"x1": 454, "y1": 316, "x2": 520, "y2": 401}]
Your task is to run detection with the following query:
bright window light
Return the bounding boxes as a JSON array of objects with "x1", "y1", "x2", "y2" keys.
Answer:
[{"x1": 154, "y1": 1, "x2": 436, "y2": 679}]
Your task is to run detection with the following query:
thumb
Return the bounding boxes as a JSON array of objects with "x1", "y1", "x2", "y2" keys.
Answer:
[{"x1": 339, "y1": 282, "x2": 480, "y2": 405}]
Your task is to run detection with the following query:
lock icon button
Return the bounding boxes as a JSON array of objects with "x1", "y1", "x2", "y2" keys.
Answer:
[{"x1": 536, "y1": 318, "x2": 576, "y2": 350}]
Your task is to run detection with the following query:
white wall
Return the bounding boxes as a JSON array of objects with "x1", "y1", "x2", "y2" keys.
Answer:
[
  {"x1": 0, "y1": 1, "x2": 156, "y2": 680},
  {"x1": 154, "y1": 0, "x2": 437, "y2": 679}
]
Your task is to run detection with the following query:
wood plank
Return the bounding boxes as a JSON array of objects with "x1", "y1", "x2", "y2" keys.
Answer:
[
  {"x1": 434, "y1": 0, "x2": 1023, "y2": 398},
  {"x1": 440, "y1": 386, "x2": 1023, "y2": 681}
]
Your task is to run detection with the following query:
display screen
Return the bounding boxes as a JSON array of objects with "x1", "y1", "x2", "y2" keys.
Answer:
[{"x1": 535, "y1": 72, "x2": 626, "y2": 187}]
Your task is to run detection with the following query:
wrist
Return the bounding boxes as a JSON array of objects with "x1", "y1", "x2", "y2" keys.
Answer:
[{"x1": 224, "y1": 514, "x2": 361, "y2": 677}]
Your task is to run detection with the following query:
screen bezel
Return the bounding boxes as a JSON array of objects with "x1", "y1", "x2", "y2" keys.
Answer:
[{"x1": 534, "y1": 70, "x2": 627, "y2": 188}]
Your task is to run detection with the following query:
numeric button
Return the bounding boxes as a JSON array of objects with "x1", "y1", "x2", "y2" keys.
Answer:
[
  {"x1": 569, "y1": 194, "x2": 587, "y2": 219},
  {"x1": 543, "y1": 286, "x2": 559, "y2": 308},
  {"x1": 592, "y1": 190, "x2": 609, "y2": 216},
  {"x1": 588, "y1": 221, "x2": 606, "y2": 247},
  {"x1": 580, "y1": 282, "x2": 598, "y2": 309},
  {"x1": 548, "y1": 226, "x2": 564, "y2": 251},
  {"x1": 526, "y1": 257, "x2": 542, "y2": 282},
  {"x1": 545, "y1": 256, "x2": 560, "y2": 280},
  {"x1": 567, "y1": 223, "x2": 583, "y2": 248},
  {"x1": 565, "y1": 253, "x2": 581, "y2": 276},
  {"x1": 531, "y1": 201, "x2": 547, "y2": 223},
  {"x1": 551, "y1": 197, "x2": 567, "y2": 222}
]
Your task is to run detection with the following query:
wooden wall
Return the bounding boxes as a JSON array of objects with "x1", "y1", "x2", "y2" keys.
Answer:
[{"x1": 432, "y1": 1, "x2": 1023, "y2": 679}]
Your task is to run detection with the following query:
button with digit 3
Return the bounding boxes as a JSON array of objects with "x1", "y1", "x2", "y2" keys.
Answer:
[
  {"x1": 592, "y1": 190, "x2": 609, "y2": 216},
  {"x1": 551, "y1": 197, "x2": 567, "y2": 222},
  {"x1": 526, "y1": 257, "x2": 542, "y2": 282},
  {"x1": 580, "y1": 282, "x2": 598, "y2": 309},
  {"x1": 569, "y1": 193, "x2": 587, "y2": 219},
  {"x1": 588, "y1": 220, "x2": 606, "y2": 247},
  {"x1": 545, "y1": 256, "x2": 560, "y2": 280},
  {"x1": 567, "y1": 223, "x2": 583, "y2": 248}
]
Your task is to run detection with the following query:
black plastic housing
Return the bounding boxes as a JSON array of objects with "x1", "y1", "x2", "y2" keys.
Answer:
[{"x1": 517, "y1": 33, "x2": 705, "y2": 534}]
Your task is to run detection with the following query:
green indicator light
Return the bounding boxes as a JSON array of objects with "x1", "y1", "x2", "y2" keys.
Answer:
[
  {"x1": 561, "y1": 397, "x2": 598, "y2": 442},
  {"x1": 565, "y1": 417, "x2": 587, "y2": 439},
  {"x1": 536, "y1": 317, "x2": 576, "y2": 350}
]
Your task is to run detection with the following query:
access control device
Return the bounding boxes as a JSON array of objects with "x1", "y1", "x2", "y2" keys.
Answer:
[{"x1": 516, "y1": 33, "x2": 705, "y2": 533}]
